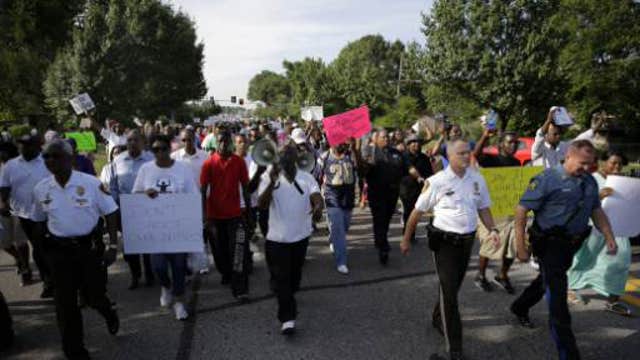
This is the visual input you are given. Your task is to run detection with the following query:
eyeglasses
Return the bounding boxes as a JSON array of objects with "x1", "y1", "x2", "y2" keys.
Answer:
[{"x1": 151, "y1": 146, "x2": 169, "y2": 153}]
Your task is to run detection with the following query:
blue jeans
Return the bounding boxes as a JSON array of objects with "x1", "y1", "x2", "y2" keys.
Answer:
[
  {"x1": 151, "y1": 253, "x2": 187, "y2": 297},
  {"x1": 327, "y1": 207, "x2": 352, "y2": 267}
]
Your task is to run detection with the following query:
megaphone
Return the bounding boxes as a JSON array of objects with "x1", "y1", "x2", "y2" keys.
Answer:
[
  {"x1": 297, "y1": 151, "x2": 316, "y2": 173},
  {"x1": 251, "y1": 138, "x2": 279, "y2": 166}
]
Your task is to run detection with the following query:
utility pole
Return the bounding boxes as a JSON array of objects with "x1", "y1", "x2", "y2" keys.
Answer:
[{"x1": 396, "y1": 53, "x2": 403, "y2": 99}]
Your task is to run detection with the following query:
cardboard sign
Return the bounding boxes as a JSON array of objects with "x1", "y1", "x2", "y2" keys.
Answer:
[
  {"x1": 69, "y1": 93, "x2": 95, "y2": 115},
  {"x1": 322, "y1": 106, "x2": 371, "y2": 146},
  {"x1": 479, "y1": 166, "x2": 544, "y2": 218},
  {"x1": 551, "y1": 106, "x2": 574, "y2": 126},
  {"x1": 120, "y1": 194, "x2": 204, "y2": 254},
  {"x1": 301, "y1": 106, "x2": 324, "y2": 121},
  {"x1": 602, "y1": 175, "x2": 640, "y2": 237},
  {"x1": 64, "y1": 131, "x2": 97, "y2": 152}
]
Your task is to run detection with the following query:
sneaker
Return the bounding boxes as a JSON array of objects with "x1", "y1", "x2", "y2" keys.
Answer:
[
  {"x1": 173, "y1": 302, "x2": 189, "y2": 320},
  {"x1": 337, "y1": 265, "x2": 349, "y2": 275},
  {"x1": 40, "y1": 285, "x2": 54, "y2": 299},
  {"x1": 605, "y1": 301, "x2": 632, "y2": 317},
  {"x1": 473, "y1": 275, "x2": 493, "y2": 292},
  {"x1": 329, "y1": 243, "x2": 334, "y2": 253},
  {"x1": 378, "y1": 251, "x2": 389, "y2": 266},
  {"x1": 492, "y1": 276, "x2": 515, "y2": 294},
  {"x1": 529, "y1": 258, "x2": 539, "y2": 270},
  {"x1": 510, "y1": 305, "x2": 534, "y2": 328},
  {"x1": 199, "y1": 268, "x2": 210, "y2": 275},
  {"x1": 105, "y1": 308, "x2": 120, "y2": 335},
  {"x1": 281, "y1": 320, "x2": 296, "y2": 335},
  {"x1": 160, "y1": 287, "x2": 173, "y2": 307}
]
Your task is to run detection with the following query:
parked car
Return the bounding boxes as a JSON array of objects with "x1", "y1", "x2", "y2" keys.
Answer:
[{"x1": 482, "y1": 137, "x2": 534, "y2": 166}]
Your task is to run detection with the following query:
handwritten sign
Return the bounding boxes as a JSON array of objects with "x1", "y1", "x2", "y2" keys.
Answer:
[
  {"x1": 120, "y1": 194, "x2": 204, "y2": 254},
  {"x1": 301, "y1": 106, "x2": 323, "y2": 121},
  {"x1": 322, "y1": 106, "x2": 371, "y2": 146},
  {"x1": 602, "y1": 175, "x2": 640, "y2": 237},
  {"x1": 65, "y1": 131, "x2": 97, "y2": 152},
  {"x1": 69, "y1": 93, "x2": 95, "y2": 115},
  {"x1": 479, "y1": 166, "x2": 544, "y2": 218}
]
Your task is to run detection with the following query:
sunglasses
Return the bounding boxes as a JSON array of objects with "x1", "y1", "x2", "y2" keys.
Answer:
[{"x1": 151, "y1": 146, "x2": 169, "y2": 153}]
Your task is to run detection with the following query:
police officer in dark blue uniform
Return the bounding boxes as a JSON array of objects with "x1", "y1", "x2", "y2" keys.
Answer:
[{"x1": 511, "y1": 140, "x2": 617, "y2": 360}]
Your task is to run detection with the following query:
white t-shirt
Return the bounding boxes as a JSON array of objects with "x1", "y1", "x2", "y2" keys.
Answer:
[
  {"x1": 257, "y1": 170, "x2": 320, "y2": 243},
  {"x1": 0, "y1": 155, "x2": 51, "y2": 219},
  {"x1": 171, "y1": 148, "x2": 208, "y2": 183},
  {"x1": 100, "y1": 128, "x2": 127, "y2": 156},
  {"x1": 415, "y1": 167, "x2": 491, "y2": 234},
  {"x1": 239, "y1": 155, "x2": 258, "y2": 209},
  {"x1": 132, "y1": 161, "x2": 199, "y2": 194}
]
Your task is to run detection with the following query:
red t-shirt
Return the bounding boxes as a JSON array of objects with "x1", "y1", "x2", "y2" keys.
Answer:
[{"x1": 200, "y1": 153, "x2": 249, "y2": 219}]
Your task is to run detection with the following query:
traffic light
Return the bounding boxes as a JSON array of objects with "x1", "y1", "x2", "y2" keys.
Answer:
[
  {"x1": 239, "y1": 98, "x2": 244, "y2": 105},
  {"x1": 231, "y1": 96, "x2": 237, "y2": 103}
]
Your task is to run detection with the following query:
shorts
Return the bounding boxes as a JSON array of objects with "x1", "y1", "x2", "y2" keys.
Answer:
[
  {"x1": 0, "y1": 216, "x2": 27, "y2": 249},
  {"x1": 477, "y1": 218, "x2": 516, "y2": 260}
]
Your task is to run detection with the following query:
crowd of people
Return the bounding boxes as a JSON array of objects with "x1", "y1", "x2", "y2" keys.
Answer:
[{"x1": 0, "y1": 108, "x2": 635, "y2": 360}]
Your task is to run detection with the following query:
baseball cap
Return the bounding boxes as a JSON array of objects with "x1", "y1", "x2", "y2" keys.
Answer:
[{"x1": 290, "y1": 128, "x2": 307, "y2": 145}]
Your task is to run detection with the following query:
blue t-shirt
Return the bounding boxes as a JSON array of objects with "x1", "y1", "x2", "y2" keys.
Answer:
[{"x1": 320, "y1": 151, "x2": 356, "y2": 209}]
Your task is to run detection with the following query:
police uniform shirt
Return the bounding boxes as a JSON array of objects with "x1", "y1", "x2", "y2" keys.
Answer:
[
  {"x1": 0, "y1": 155, "x2": 51, "y2": 219},
  {"x1": 519, "y1": 165, "x2": 600, "y2": 234},
  {"x1": 32, "y1": 171, "x2": 118, "y2": 238},
  {"x1": 257, "y1": 170, "x2": 320, "y2": 243},
  {"x1": 415, "y1": 167, "x2": 491, "y2": 234}
]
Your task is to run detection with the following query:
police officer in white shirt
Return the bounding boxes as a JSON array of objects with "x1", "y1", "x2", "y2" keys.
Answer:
[
  {"x1": 257, "y1": 143, "x2": 323, "y2": 336},
  {"x1": 401, "y1": 139, "x2": 500, "y2": 360},
  {"x1": 0, "y1": 132, "x2": 53, "y2": 297},
  {"x1": 31, "y1": 140, "x2": 120, "y2": 360}
]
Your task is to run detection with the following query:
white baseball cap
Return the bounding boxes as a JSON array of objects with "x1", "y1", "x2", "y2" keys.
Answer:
[{"x1": 290, "y1": 128, "x2": 307, "y2": 145}]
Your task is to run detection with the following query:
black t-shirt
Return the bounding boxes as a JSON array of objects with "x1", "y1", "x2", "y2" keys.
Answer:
[
  {"x1": 478, "y1": 154, "x2": 520, "y2": 168},
  {"x1": 366, "y1": 146, "x2": 407, "y2": 197},
  {"x1": 400, "y1": 151, "x2": 434, "y2": 199}
]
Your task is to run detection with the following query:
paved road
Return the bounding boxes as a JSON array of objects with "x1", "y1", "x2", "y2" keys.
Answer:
[{"x1": 1, "y1": 209, "x2": 639, "y2": 359}]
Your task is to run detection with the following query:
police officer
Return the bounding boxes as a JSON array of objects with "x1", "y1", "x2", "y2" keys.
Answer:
[
  {"x1": 32, "y1": 140, "x2": 120, "y2": 360},
  {"x1": 510, "y1": 140, "x2": 617, "y2": 360},
  {"x1": 362, "y1": 128, "x2": 407, "y2": 265},
  {"x1": 401, "y1": 139, "x2": 500, "y2": 360}
]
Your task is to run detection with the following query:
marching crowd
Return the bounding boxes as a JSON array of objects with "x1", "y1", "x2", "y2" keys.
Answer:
[{"x1": 0, "y1": 108, "x2": 635, "y2": 360}]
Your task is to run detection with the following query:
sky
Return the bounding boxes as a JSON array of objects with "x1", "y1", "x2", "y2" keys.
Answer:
[{"x1": 167, "y1": 0, "x2": 434, "y2": 104}]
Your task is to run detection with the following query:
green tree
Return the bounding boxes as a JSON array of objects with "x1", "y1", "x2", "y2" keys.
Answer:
[
  {"x1": 556, "y1": 0, "x2": 640, "y2": 130},
  {"x1": 330, "y1": 35, "x2": 404, "y2": 118},
  {"x1": 247, "y1": 70, "x2": 291, "y2": 105},
  {"x1": 374, "y1": 95, "x2": 421, "y2": 130},
  {"x1": 283, "y1": 57, "x2": 338, "y2": 109},
  {"x1": 422, "y1": 0, "x2": 567, "y2": 132},
  {"x1": 43, "y1": 0, "x2": 207, "y2": 125},
  {"x1": 0, "y1": 0, "x2": 85, "y2": 123}
]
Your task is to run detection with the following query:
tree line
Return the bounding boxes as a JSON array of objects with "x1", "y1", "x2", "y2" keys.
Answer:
[
  {"x1": 0, "y1": 0, "x2": 207, "y2": 129},
  {"x1": 247, "y1": 0, "x2": 640, "y2": 134}
]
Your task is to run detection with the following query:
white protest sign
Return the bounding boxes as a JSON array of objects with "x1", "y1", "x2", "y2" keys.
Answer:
[
  {"x1": 120, "y1": 194, "x2": 203, "y2": 254},
  {"x1": 551, "y1": 106, "x2": 574, "y2": 126},
  {"x1": 602, "y1": 175, "x2": 640, "y2": 237},
  {"x1": 193, "y1": 117, "x2": 201, "y2": 123},
  {"x1": 301, "y1": 106, "x2": 323, "y2": 121},
  {"x1": 69, "y1": 93, "x2": 95, "y2": 115}
]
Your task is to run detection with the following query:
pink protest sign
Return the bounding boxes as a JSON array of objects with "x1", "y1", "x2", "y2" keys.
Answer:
[{"x1": 322, "y1": 106, "x2": 371, "y2": 146}]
